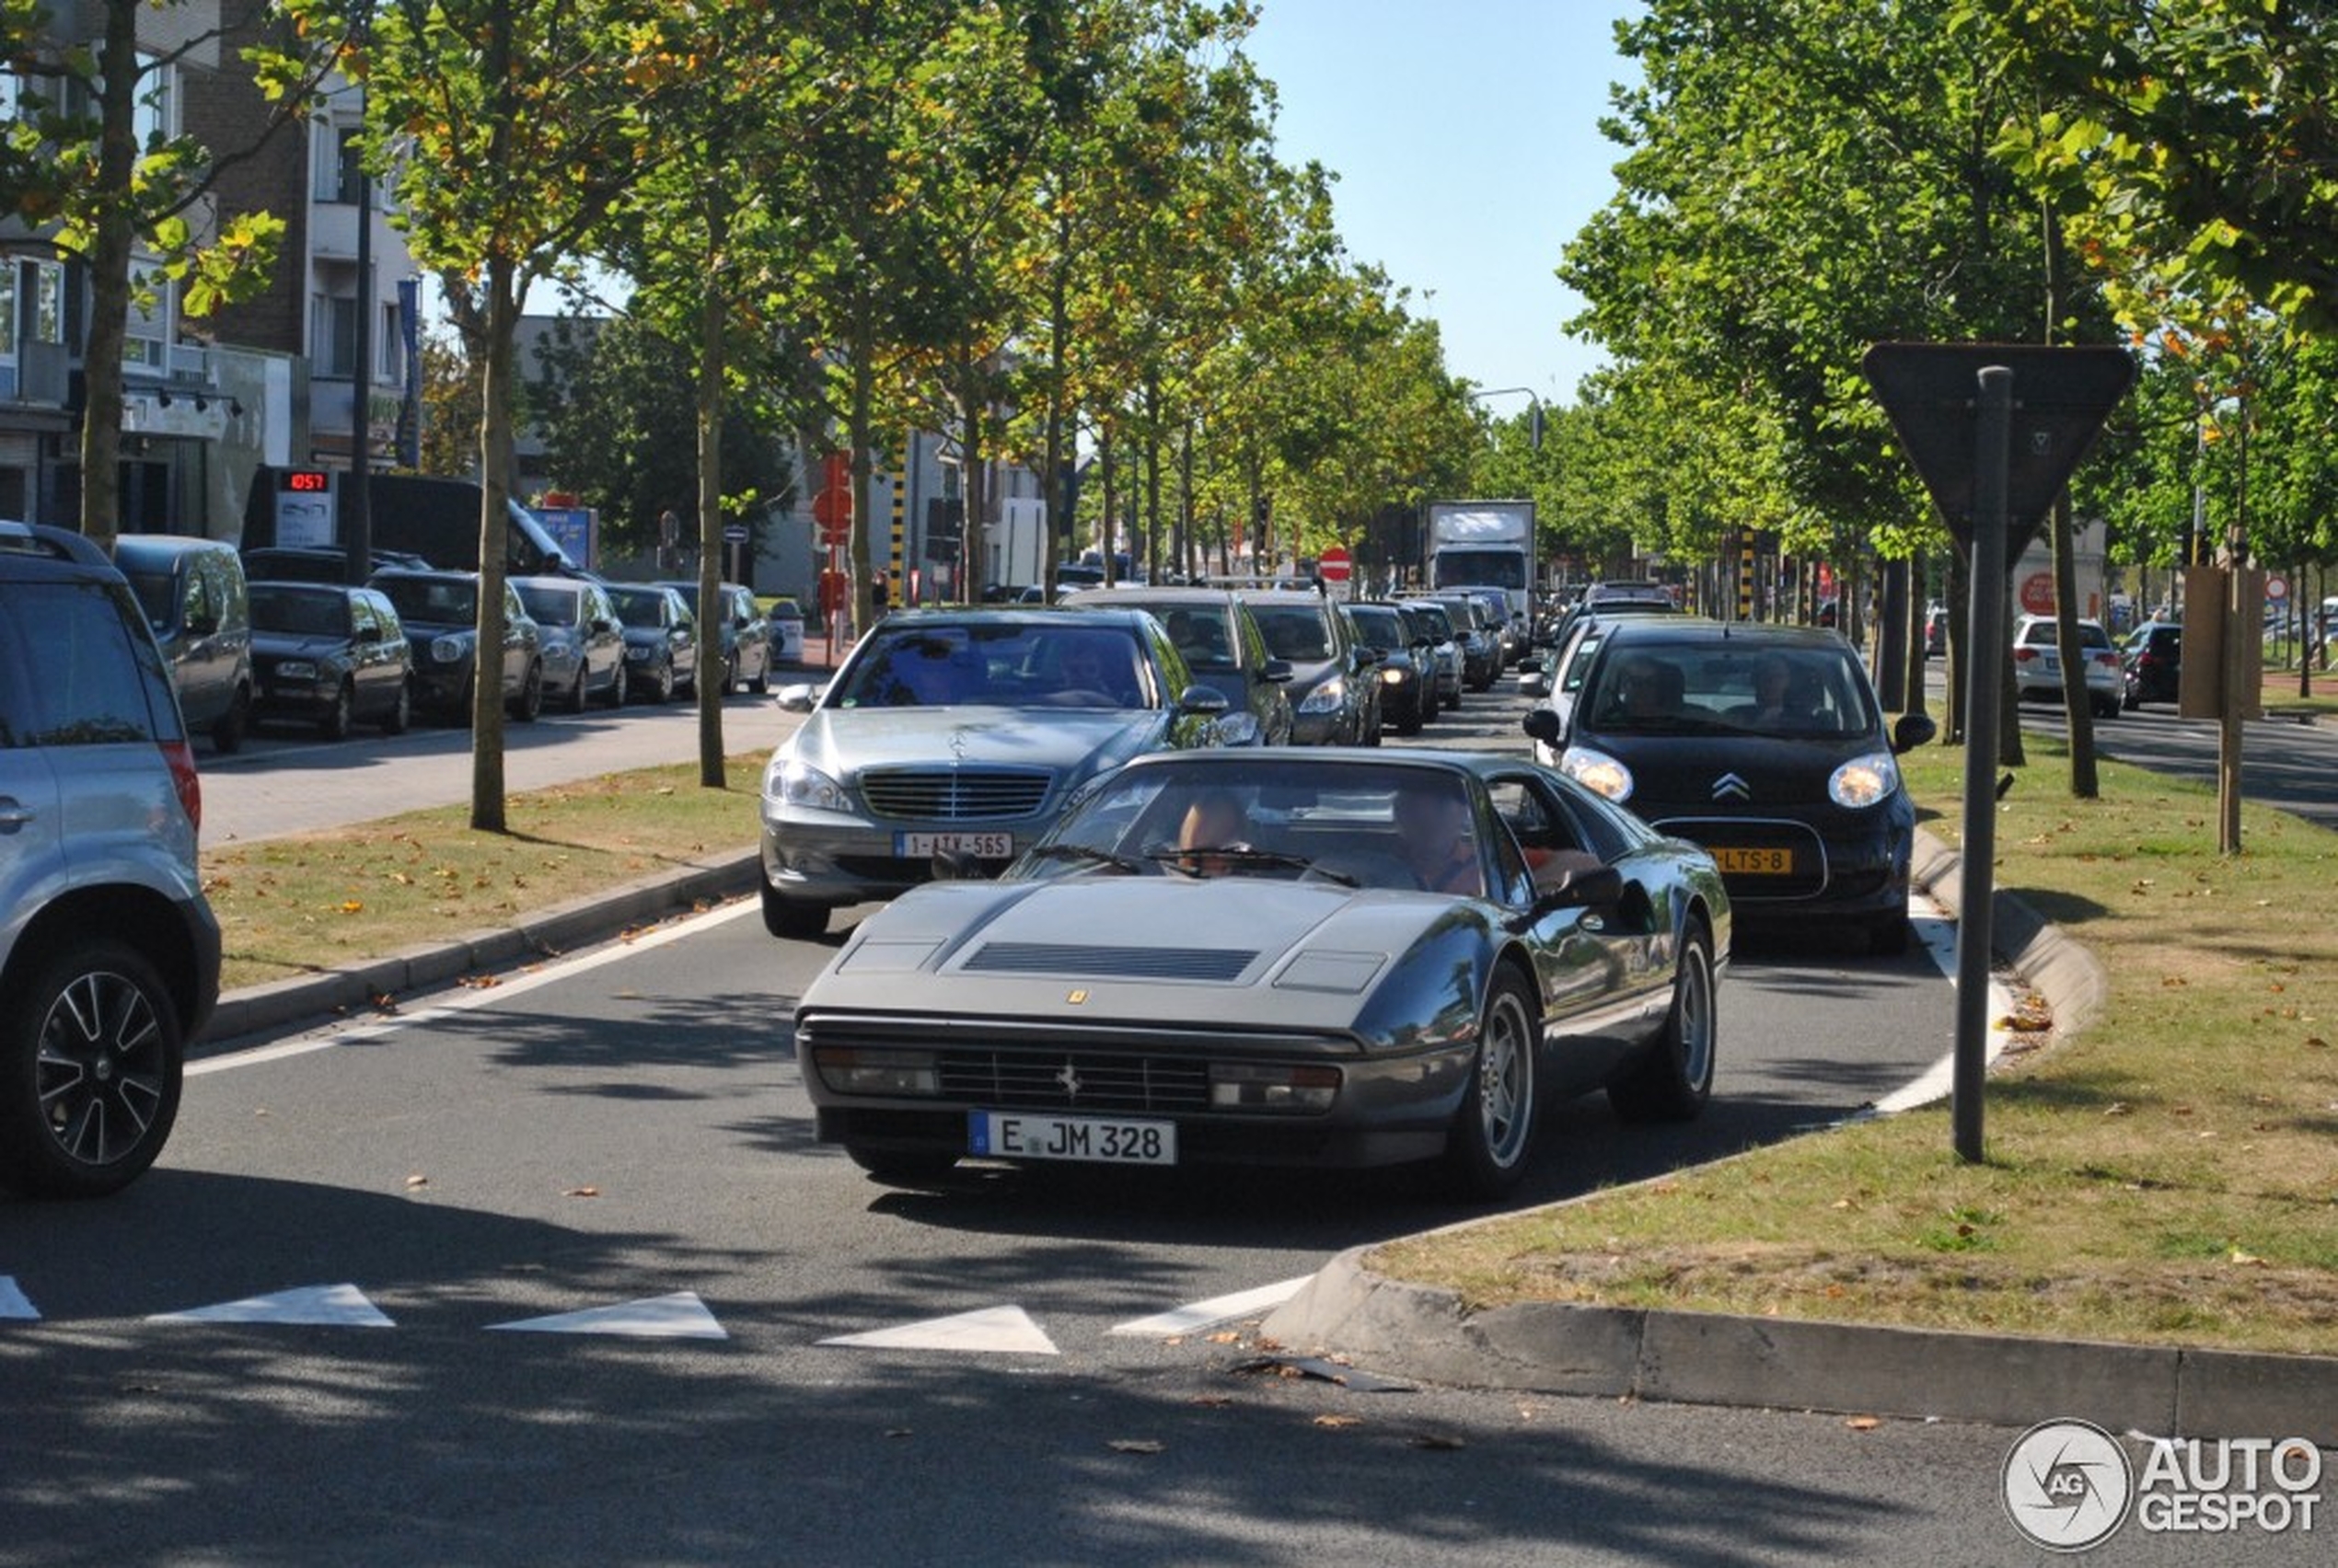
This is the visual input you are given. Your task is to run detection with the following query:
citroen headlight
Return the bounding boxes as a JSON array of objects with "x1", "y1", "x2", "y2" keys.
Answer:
[
  {"x1": 765, "y1": 755, "x2": 851, "y2": 812},
  {"x1": 1298, "y1": 677, "x2": 1346, "y2": 714},
  {"x1": 1560, "y1": 744, "x2": 1635, "y2": 803},
  {"x1": 275, "y1": 659, "x2": 318, "y2": 680},
  {"x1": 430, "y1": 635, "x2": 468, "y2": 663},
  {"x1": 1829, "y1": 751, "x2": 1899, "y2": 809}
]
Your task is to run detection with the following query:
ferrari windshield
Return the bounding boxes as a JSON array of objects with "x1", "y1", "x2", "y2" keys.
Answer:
[{"x1": 1017, "y1": 756, "x2": 1487, "y2": 895}]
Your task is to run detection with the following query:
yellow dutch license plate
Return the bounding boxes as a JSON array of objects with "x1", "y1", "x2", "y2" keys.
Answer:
[{"x1": 1715, "y1": 847, "x2": 1796, "y2": 875}]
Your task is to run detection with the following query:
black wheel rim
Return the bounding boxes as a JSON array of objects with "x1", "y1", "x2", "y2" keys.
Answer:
[{"x1": 38, "y1": 970, "x2": 168, "y2": 1169}]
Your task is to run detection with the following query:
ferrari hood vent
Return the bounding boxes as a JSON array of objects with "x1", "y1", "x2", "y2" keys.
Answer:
[{"x1": 964, "y1": 941, "x2": 1257, "y2": 982}]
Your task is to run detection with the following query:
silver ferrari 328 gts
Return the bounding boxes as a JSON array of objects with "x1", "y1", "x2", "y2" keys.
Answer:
[{"x1": 791, "y1": 747, "x2": 1730, "y2": 1197}]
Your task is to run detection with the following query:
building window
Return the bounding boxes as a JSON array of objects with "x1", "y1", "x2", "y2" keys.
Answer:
[
  {"x1": 316, "y1": 123, "x2": 365, "y2": 204},
  {"x1": 378, "y1": 298, "x2": 400, "y2": 381},
  {"x1": 23, "y1": 260, "x2": 62, "y2": 345},
  {"x1": 124, "y1": 289, "x2": 167, "y2": 371},
  {"x1": 0, "y1": 269, "x2": 15, "y2": 359},
  {"x1": 311, "y1": 294, "x2": 357, "y2": 376},
  {"x1": 133, "y1": 58, "x2": 175, "y2": 148}
]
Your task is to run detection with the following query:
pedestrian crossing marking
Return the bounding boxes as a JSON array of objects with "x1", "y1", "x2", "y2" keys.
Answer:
[
  {"x1": 818, "y1": 1305, "x2": 1059, "y2": 1355},
  {"x1": 1108, "y1": 1276, "x2": 1313, "y2": 1337},
  {"x1": 149, "y1": 1283, "x2": 394, "y2": 1328},
  {"x1": 0, "y1": 1275, "x2": 38, "y2": 1321},
  {"x1": 487, "y1": 1291, "x2": 727, "y2": 1340}
]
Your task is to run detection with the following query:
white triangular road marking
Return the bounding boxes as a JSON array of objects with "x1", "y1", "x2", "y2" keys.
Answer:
[
  {"x1": 819, "y1": 1305, "x2": 1059, "y2": 1355},
  {"x1": 487, "y1": 1291, "x2": 727, "y2": 1340},
  {"x1": 0, "y1": 1275, "x2": 39, "y2": 1321},
  {"x1": 149, "y1": 1283, "x2": 393, "y2": 1327},
  {"x1": 1108, "y1": 1276, "x2": 1314, "y2": 1338}
]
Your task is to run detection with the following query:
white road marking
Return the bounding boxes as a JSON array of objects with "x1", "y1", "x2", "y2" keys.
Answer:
[
  {"x1": 1869, "y1": 894, "x2": 2018, "y2": 1116},
  {"x1": 149, "y1": 1282, "x2": 394, "y2": 1328},
  {"x1": 0, "y1": 1275, "x2": 39, "y2": 1321},
  {"x1": 189, "y1": 896, "x2": 762, "y2": 1078},
  {"x1": 1107, "y1": 1276, "x2": 1313, "y2": 1338},
  {"x1": 486, "y1": 1291, "x2": 728, "y2": 1340},
  {"x1": 818, "y1": 1305, "x2": 1059, "y2": 1355}
]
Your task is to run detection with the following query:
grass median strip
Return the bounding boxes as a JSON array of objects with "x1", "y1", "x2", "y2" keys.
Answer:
[
  {"x1": 1372, "y1": 734, "x2": 2338, "y2": 1356},
  {"x1": 203, "y1": 755, "x2": 767, "y2": 993}
]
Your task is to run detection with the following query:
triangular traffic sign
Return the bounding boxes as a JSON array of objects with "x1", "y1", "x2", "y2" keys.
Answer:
[
  {"x1": 1862, "y1": 343, "x2": 2135, "y2": 562},
  {"x1": 818, "y1": 1305, "x2": 1059, "y2": 1355},
  {"x1": 0, "y1": 1275, "x2": 39, "y2": 1321},
  {"x1": 149, "y1": 1283, "x2": 394, "y2": 1328},
  {"x1": 486, "y1": 1291, "x2": 728, "y2": 1340}
]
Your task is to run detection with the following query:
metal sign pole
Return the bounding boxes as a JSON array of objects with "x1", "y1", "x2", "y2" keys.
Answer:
[{"x1": 1953, "y1": 365, "x2": 2013, "y2": 1163}]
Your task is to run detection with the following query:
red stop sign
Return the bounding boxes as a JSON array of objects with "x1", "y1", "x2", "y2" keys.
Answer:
[
  {"x1": 2019, "y1": 571, "x2": 2056, "y2": 616},
  {"x1": 813, "y1": 487, "x2": 851, "y2": 527},
  {"x1": 1318, "y1": 546, "x2": 1352, "y2": 582}
]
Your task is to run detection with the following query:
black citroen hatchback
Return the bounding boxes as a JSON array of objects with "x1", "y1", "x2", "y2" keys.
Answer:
[{"x1": 1522, "y1": 617, "x2": 1935, "y2": 954}]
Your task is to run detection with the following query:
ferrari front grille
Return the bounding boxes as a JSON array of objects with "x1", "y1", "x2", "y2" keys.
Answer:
[
  {"x1": 859, "y1": 767, "x2": 1052, "y2": 822},
  {"x1": 964, "y1": 942, "x2": 1257, "y2": 982},
  {"x1": 938, "y1": 1049, "x2": 1210, "y2": 1114}
]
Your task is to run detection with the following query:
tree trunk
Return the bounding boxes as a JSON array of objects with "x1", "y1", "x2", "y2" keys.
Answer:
[
  {"x1": 2050, "y1": 490, "x2": 2099, "y2": 797},
  {"x1": 470, "y1": 252, "x2": 518, "y2": 834},
  {"x1": 1142, "y1": 377, "x2": 1163, "y2": 585},
  {"x1": 77, "y1": 0, "x2": 143, "y2": 545},
  {"x1": 695, "y1": 270, "x2": 727, "y2": 790}
]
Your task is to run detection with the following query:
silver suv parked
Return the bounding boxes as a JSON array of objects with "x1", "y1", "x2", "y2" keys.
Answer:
[{"x1": 0, "y1": 523, "x2": 220, "y2": 1196}]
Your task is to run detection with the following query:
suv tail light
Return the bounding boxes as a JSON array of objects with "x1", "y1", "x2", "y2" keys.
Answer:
[{"x1": 159, "y1": 739, "x2": 202, "y2": 832}]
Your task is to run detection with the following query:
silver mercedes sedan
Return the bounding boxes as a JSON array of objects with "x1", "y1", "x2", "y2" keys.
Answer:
[{"x1": 758, "y1": 607, "x2": 1230, "y2": 939}]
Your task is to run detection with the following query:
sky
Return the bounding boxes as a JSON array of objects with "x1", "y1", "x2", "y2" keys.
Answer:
[{"x1": 1239, "y1": 0, "x2": 1641, "y2": 411}]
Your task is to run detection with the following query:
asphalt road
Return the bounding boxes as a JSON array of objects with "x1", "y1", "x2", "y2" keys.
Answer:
[{"x1": 8, "y1": 675, "x2": 2321, "y2": 1565}]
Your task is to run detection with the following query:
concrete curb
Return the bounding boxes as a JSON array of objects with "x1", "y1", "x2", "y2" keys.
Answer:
[
  {"x1": 1262, "y1": 832, "x2": 2337, "y2": 1443},
  {"x1": 203, "y1": 848, "x2": 761, "y2": 1044}
]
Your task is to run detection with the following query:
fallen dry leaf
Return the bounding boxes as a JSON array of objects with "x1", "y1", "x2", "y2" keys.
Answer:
[
  {"x1": 1846, "y1": 1416, "x2": 1881, "y2": 1432},
  {"x1": 563, "y1": 1186, "x2": 601, "y2": 1199},
  {"x1": 1313, "y1": 1414, "x2": 1364, "y2": 1430},
  {"x1": 1205, "y1": 1331, "x2": 1244, "y2": 1345},
  {"x1": 404, "y1": 1173, "x2": 429, "y2": 1189}
]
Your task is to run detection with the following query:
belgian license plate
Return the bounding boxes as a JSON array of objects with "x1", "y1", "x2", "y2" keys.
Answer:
[
  {"x1": 1715, "y1": 847, "x2": 1796, "y2": 875},
  {"x1": 897, "y1": 831, "x2": 1013, "y2": 859},
  {"x1": 969, "y1": 1112, "x2": 1177, "y2": 1165}
]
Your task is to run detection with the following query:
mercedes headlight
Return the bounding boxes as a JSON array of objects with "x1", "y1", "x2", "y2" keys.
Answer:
[{"x1": 765, "y1": 755, "x2": 851, "y2": 812}]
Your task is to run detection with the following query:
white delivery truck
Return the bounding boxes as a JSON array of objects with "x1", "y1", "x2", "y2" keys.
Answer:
[{"x1": 1426, "y1": 499, "x2": 1536, "y2": 627}]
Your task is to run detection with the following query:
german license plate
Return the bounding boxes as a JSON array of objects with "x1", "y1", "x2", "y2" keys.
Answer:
[
  {"x1": 968, "y1": 1112, "x2": 1177, "y2": 1165},
  {"x1": 1714, "y1": 847, "x2": 1796, "y2": 875},
  {"x1": 897, "y1": 831, "x2": 1013, "y2": 858}
]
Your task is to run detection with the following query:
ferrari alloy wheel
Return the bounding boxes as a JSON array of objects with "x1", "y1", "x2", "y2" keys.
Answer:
[
  {"x1": 0, "y1": 942, "x2": 185, "y2": 1198},
  {"x1": 1445, "y1": 971, "x2": 1539, "y2": 1198},
  {"x1": 1610, "y1": 923, "x2": 1717, "y2": 1123}
]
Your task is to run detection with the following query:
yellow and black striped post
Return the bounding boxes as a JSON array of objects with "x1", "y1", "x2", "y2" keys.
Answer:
[
  {"x1": 1738, "y1": 538, "x2": 1755, "y2": 621},
  {"x1": 889, "y1": 441, "x2": 909, "y2": 594}
]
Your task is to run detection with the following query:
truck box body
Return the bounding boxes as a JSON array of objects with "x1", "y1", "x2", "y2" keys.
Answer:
[
  {"x1": 239, "y1": 468, "x2": 574, "y2": 578},
  {"x1": 1427, "y1": 500, "x2": 1535, "y2": 622}
]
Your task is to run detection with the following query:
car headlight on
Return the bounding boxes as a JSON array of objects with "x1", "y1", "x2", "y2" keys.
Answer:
[
  {"x1": 1830, "y1": 751, "x2": 1900, "y2": 809},
  {"x1": 1379, "y1": 665, "x2": 1409, "y2": 686},
  {"x1": 1297, "y1": 677, "x2": 1346, "y2": 715},
  {"x1": 275, "y1": 659, "x2": 318, "y2": 680},
  {"x1": 765, "y1": 755, "x2": 851, "y2": 812},
  {"x1": 811, "y1": 1047, "x2": 938, "y2": 1096},
  {"x1": 1209, "y1": 1062, "x2": 1339, "y2": 1113},
  {"x1": 430, "y1": 635, "x2": 468, "y2": 663},
  {"x1": 1560, "y1": 744, "x2": 1635, "y2": 802}
]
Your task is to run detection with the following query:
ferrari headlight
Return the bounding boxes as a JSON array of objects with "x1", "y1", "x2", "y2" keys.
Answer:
[
  {"x1": 1298, "y1": 677, "x2": 1346, "y2": 715},
  {"x1": 1209, "y1": 1062, "x2": 1339, "y2": 1113},
  {"x1": 812, "y1": 1047, "x2": 938, "y2": 1096},
  {"x1": 766, "y1": 755, "x2": 851, "y2": 812},
  {"x1": 1830, "y1": 751, "x2": 1900, "y2": 809},
  {"x1": 1560, "y1": 745, "x2": 1635, "y2": 803}
]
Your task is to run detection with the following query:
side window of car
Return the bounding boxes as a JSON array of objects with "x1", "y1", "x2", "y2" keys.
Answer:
[
  {"x1": 14, "y1": 582, "x2": 163, "y2": 745},
  {"x1": 350, "y1": 595, "x2": 377, "y2": 641},
  {"x1": 1238, "y1": 608, "x2": 1269, "y2": 675}
]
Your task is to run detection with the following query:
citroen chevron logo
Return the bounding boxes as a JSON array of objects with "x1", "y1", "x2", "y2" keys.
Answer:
[{"x1": 1712, "y1": 771, "x2": 1753, "y2": 801}]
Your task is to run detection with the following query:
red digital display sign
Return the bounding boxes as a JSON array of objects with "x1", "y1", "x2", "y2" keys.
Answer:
[{"x1": 282, "y1": 469, "x2": 331, "y2": 493}]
